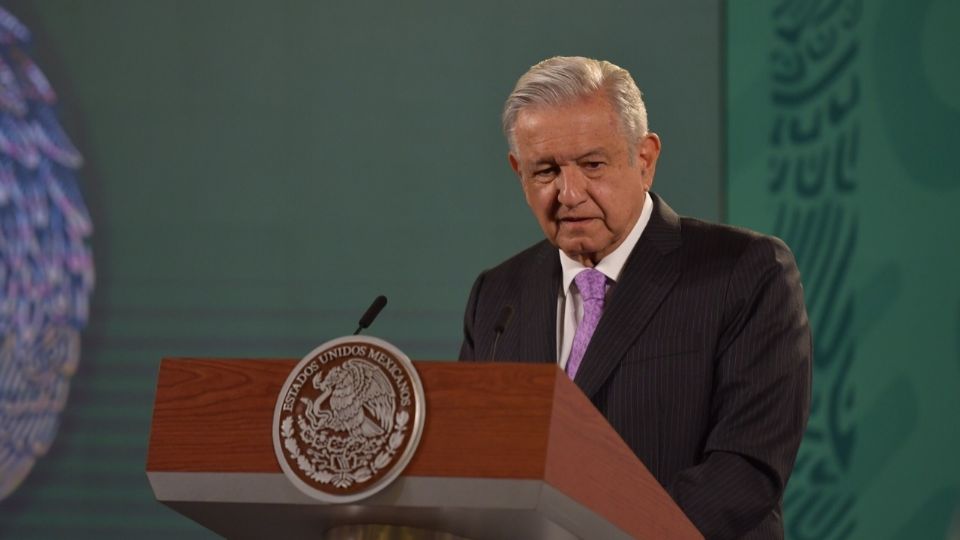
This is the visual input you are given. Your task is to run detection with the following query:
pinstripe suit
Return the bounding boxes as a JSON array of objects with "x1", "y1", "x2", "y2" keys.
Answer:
[{"x1": 459, "y1": 193, "x2": 811, "y2": 540}]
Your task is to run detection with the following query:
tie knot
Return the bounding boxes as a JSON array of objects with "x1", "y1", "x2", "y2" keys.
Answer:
[{"x1": 574, "y1": 268, "x2": 607, "y2": 301}]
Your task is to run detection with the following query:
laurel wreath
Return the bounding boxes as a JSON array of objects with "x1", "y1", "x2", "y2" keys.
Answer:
[{"x1": 282, "y1": 410, "x2": 410, "y2": 489}]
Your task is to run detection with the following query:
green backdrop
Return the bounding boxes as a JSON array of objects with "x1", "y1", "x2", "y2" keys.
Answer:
[
  {"x1": 4, "y1": 0, "x2": 960, "y2": 538},
  {"x1": 11, "y1": 0, "x2": 960, "y2": 538},
  {"x1": 727, "y1": 0, "x2": 960, "y2": 539},
  {"x1": 0, "y1": 1, "x2": 721, "y2": 537}
]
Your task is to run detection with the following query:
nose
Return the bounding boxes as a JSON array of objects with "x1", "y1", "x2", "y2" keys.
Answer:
[{"x1": 556, "y1": 166, "x2": 588, "y2": 208}]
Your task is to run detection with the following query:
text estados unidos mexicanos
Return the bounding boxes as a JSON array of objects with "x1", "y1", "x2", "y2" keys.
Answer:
[{"x1": 282, "y1": 344, "x2": 412, "y2": 412}]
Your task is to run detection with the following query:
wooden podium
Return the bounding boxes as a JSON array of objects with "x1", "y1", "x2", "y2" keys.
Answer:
[{"x1": 147, "y1": 359, "x2": 702, "y2": 539}]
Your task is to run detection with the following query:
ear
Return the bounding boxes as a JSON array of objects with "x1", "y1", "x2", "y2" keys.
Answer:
[
  {"x1": 508, "y1": 152, "x2": 522, "y2": 178},
  {"x1": 635, "y1": 133, "x2": 661, "y2": 189},
  {"x1": 635, "y1": 133, "x2": 661, "y2": 169}
]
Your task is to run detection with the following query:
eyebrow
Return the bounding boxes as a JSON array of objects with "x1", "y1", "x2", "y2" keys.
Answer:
[
  {"x1": 575, "y1": 149, "x2": 608, "y2": 160},
  {"x1": 532, "y1": 149, "x2": 608, "y2": 167}
]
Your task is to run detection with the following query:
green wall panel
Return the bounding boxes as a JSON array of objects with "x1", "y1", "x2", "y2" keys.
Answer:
[{"x1": 727, "y1": 1, "x2": 960, "y2": 538}]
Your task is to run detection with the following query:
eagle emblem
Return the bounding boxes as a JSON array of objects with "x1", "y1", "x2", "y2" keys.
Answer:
[
  {"x1": 303, "y1": 358, "x2": 396, "y2": 440},
  {"x1": 273, "y1": 336, "x2": 425, "y2": 503}
]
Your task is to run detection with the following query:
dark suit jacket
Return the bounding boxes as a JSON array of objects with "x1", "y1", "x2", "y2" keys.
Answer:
[{"x1": 459, "y1": 194, "x2": 811, "y2": 540}]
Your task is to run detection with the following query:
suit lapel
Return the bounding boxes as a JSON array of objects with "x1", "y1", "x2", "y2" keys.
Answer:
[
  {"x1": 573, "y1": 194, "x2": 683, "y2": 398},
  {"x1": 518, "y1": 242, "x2": 559, "y2": 364}
]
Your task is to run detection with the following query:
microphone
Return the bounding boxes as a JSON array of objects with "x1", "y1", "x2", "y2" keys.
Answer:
[
  {"x1": 354, "y1": 295, "x2": 388, "y2": 335},
  {"x1": 491, "y1": 305, "x2": 514, "y2": 361}
]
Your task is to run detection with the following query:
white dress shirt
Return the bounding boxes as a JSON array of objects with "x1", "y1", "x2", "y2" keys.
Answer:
[{"x1": 557, "y1": 192, "x2": 653, "y2": 369}]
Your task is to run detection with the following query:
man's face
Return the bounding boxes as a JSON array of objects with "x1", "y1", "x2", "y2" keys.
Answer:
[{"x1": 509, "y1": 91, "x2": 661, "y2": 266}]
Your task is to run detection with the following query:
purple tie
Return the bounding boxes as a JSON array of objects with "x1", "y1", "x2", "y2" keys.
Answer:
[{"x1": 566, "y1": 268, "x2": 607, "y2": 380}]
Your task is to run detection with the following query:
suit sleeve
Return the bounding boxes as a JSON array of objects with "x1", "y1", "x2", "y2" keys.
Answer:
[
  {"x1": 668, "y1": 236, "x2": 812, "y2": 539},
  {"x1": 458, "y1": 271, "x2": 486, "y2": 362}
]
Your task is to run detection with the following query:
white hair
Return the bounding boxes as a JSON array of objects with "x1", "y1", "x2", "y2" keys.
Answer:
[{"x1": 502, "y1": 56, "x2": 649, "y2": 153}]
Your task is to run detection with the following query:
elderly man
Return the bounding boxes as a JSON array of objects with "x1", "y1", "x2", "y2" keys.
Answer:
[{"x1": 459, "y1": 56, "x2": 811, "y2": 539}]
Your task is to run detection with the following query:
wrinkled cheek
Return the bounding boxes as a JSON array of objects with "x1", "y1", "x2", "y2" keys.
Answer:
[
  {"x1": 537, "y1": 220, "x2": 559, "y2": 244},
  {"x1": 525, "y1": 199, "x2": 559, "y2": 241}
]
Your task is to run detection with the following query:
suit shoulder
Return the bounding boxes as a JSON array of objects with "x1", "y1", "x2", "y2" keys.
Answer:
[
  {"x1": 678, "y1": 217, "x2": 794, "y2": 263},
  {"x1": 677, "y1": 218, "x2": 802, "y2": 312}
]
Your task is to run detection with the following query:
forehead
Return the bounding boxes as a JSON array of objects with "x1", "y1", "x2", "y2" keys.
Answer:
[{"x1": 512, "y1": 93, "x2": 625, "y2": 162}]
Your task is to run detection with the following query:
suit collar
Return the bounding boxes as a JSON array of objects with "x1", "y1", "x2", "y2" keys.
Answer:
[
  {"x1": 643, "y1": 192, "x2": 682, "y2": 255},
  {"x1": 573, "y1": 192, "x2": 683, "y2": 398},
  {"x1": 518, "y1": 241, "x2": 560, "y2": 363}
]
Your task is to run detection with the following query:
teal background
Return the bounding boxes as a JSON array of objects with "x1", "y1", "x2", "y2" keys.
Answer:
[
  {"x1": 0, "y1": 1, "x2": 721, "y2": 537},
  {"x1": 7, "y1": 0, "x2": 958, "y2": 538},
  {"x1": 728, "y1": 0, "x2": 960, "y2": 539}
]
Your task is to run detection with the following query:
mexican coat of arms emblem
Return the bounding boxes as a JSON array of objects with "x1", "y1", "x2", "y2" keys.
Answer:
[{"x1": 272, "y1": 336, "x2": 425, "y2": 503}]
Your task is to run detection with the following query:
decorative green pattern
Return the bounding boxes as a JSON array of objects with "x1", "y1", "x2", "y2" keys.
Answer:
[
  {"x1": 766, "y1": 2, "x2": 861, "y2": 538},
  {"x1": 731, "y1": 0, "x2": 960, "y2": 538}
]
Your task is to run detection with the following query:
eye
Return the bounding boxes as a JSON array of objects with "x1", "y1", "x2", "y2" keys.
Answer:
[
  {"x1": 582, "y1": 161, "x2": 604, "y2": 170},
  {"x1": 530, "y1": 166, "x2": 558, "y2": 183}
]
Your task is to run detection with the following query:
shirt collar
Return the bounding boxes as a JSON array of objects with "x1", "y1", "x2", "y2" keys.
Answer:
[{"x1": 559, "y1": 191, "x2": 653, "y2": 295}]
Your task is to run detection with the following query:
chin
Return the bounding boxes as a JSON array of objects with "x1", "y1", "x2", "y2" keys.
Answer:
[{"x1": 558, "y1": 240, "x2": 597, "y2": 258}]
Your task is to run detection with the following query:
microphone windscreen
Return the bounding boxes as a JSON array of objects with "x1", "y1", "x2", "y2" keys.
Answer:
[{"x1": 358, "y1": 295, "x2": 388, "y2": 330}]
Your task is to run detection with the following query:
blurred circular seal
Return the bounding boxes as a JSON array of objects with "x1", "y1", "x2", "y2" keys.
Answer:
[{"x1": 273, "y1": 335, "x2": 426, "y2": 503}]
